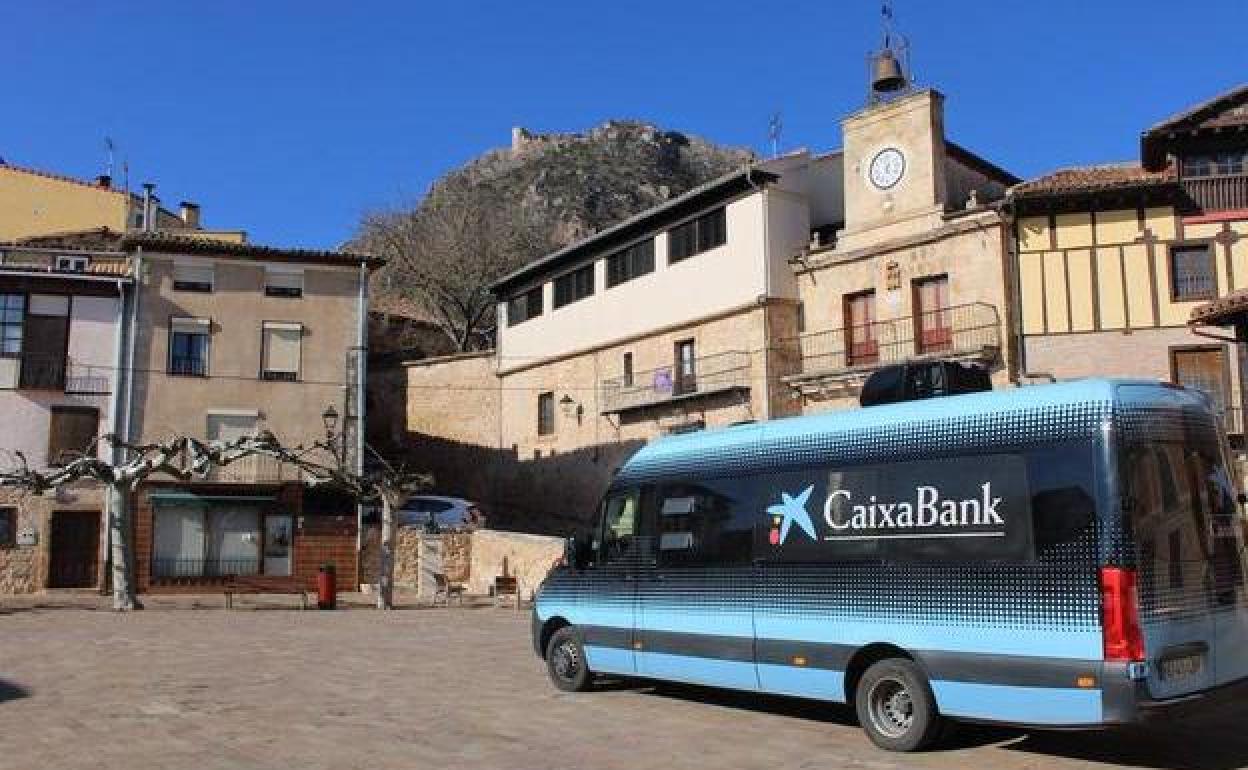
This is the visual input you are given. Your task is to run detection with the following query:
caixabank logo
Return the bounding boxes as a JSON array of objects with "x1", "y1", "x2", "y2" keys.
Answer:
[{"x1": 763, "y1": 454, "x2": 1035, "y2": 562}]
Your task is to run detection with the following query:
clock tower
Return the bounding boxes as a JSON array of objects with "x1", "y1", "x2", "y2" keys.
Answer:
[{"x1": 837, "y1": 88, "x2": 951, "y2": 252}]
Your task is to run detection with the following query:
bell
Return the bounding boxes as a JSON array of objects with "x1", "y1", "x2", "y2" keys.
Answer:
[{"x1": 871, "y1": 50, "x2": 907, "y2": 93}]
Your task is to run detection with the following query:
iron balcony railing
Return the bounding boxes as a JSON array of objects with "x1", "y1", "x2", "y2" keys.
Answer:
[
  {"x1": 785, "y1": 302, "x2": 1001, "y2": 379},
  {"x1": 600, "y1": 350, "x2": 751, "y2": 414},
  {"x1": 169, "y1": 356, "x2": 207, "y2": 377},
  {"x1": 151, "y1": 557, "x2": 260, "y2": 579},
  {"x1": 0, "y1": 353, "x2": 114, "y2": 393},
  {"x1": 206, "y1": 453, "x2": 291, "y2": 483},
  {"x1": 1183, "y1": 173, "x2": 1248, "y2": 212}
]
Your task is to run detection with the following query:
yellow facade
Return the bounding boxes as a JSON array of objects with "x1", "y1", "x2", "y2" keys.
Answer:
[
  {"x1": 1017, "y1": 206, "x2": 1248, "y2": 336},
  {"x1": 0, "y1": 166, "x2": 131, "y2": 240}
]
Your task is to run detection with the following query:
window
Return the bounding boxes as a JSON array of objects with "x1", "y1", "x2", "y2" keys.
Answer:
[
  {"x1": 169, "y1": 317, "x2": 210, "y2": 376},
  {"x1": 1170, "y1": 244, "x2": 1216, "y2": 301},
  {"x1": 0, "y1": 508, "x2": 15, "y2": 548},
  {"x1": 152, "y1": 501, "x2": 263, "y2": 578},
  {"x1": 606, "y1": 239, "x2": 655, "y2": 288},
  {"x1": 21, "y1": 295, "x2": 69, "y2": 390},
  {"x1": 264, "y1": 270, "x2": 303, "y2": 298},
  {"x1": 674, "y1": 339, "x2": 697, "y2": 395},
  {"x1": 1183, "y1": 150, "x2": 1247, "y2": 178},
  {"x1": 913, "y1": 275, "x2": 951, "y2": 354},
  {"x1": 622, "y1": 352, "x2": 634, "y2": 387},
  {"x1": 655, "y1": 478, "x2": 755, "y2": 565},
  {"x1": 173, "y1": 263, "x2": 214, "y2": 292},
  {"x1": 844, "y1": 290, "x2": 878, "y2": 366},
  {"x1": 537, "y1": 392, "x2": 555, "y2": 436},
  {"x1": 55, "y1": 255, "x2": 89, "y2": 273},
  {"x1": 261, "y1": 322, "x2": 302, "y2": 381},
  {"x1": 48, "y1": 406, "x2": 99, "y2": 466},
  {"x1": 0, "y1": 294, "x2": 24, "y2": 356},
  {"x1": 507, "y1": 286, "x2": 543, "y2": 326},
  {"x1": 553, "y1": 264, "x2": 594, "y2": 308},
  {"x1": 594, "y1": 489, "x2": 639, "y2": 563},
  {"x1": 1172, "y1": 346, "x2": 1229, "y2": 415},
  {"x1": 668, "y1": 207, "x2": 727, "y2": 263}
]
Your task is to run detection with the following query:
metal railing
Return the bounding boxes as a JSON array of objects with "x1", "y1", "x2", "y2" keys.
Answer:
[
  {"x1": 169, "y1": 356, "x2": 207, "y2": 377},
  {"x1": 65, "y1": 359, "x2": 112, "y2": 394},
  {"x1": 785, "y1": 302, "x2": 1001, "y2": 379},
  {"x1": 151, "y1": 557, "x2": 260, "y2": 579},
  {"x1": 206, "y1": 453, "x2": 290, "y2": 483},
  {"x1": 600, "y1": 350, "x2": 751, "y2": 414},
  {"x1": 1183, "y1": 173, "x2": 1248, "y2": 212}
]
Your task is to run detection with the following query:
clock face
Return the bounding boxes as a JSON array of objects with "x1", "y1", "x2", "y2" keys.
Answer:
[{"x1": 868, "y1": 147, "x2": 906, "y2": 190}]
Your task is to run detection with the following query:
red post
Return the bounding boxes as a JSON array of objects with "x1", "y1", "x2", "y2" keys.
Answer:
[{"x1": 317, "y1": 564, "x2": 337, "y2": 610}]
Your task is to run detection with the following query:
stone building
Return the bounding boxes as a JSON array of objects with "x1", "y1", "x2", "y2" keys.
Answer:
[
  {"x1": 403, "y1": 84, "x2": 1017, "y2": 528},
  {"x1": 1011, "y1": 84, "x2": 1248, "y2": 440}
]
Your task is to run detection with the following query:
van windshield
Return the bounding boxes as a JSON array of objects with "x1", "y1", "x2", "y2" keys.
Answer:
[{"x1": 1122, "y1": 428, "x2": 1245, "y2": 615}]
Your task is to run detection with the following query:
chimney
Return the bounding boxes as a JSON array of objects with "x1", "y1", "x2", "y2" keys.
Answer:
[
  {"x1": 95, "y1": 174, "x2": 112, "y2": 189},
  {"x1": 179, "y1": 201, "x2": 201, "y2": 229},
  {"x1": 141, "y1": 183, "x2": 155, "y2": 232}
]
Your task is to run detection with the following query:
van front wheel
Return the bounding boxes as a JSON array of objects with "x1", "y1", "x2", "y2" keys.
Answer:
[
  {"x1": 546, "y1": 627, "x2": 593, "y2": 692},
  {"x1": 854, "y1": 658, "x2": 943, "y2": 752}
]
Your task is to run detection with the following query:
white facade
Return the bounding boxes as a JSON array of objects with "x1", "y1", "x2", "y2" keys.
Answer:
[
  {"x1": 496, "y1": 154, "x2": 839, "y2": 373},
  {"x1": 0, "y1": 290, "x2": 123, "y2": 469}
]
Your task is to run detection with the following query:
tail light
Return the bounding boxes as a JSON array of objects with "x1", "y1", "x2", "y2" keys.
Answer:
[{"x1": 1100, "y1": 566, "x2": 1145, "y2": 661}]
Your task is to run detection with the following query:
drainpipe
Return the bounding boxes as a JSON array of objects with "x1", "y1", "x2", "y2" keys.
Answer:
[
  {"x1": 999, "y1": 197, "x2": 1025, "y2": 383},
  {"x1": 122, "y1": 246, "x2": 143, "y2": 448},
  {"x1": 355, "y1": 261, "x2": 368, "y2": 563},
  {"x1": 756, "y1": 175, "x2": 773, "y2": 421},
  {"x1": 141, "y1": 184, "x2": 155, "y2": 233}
]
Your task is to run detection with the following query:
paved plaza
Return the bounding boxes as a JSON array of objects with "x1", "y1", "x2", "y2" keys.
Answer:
[{"x1": 2, "y1": 598, "x2": 1248, "y2": 769}]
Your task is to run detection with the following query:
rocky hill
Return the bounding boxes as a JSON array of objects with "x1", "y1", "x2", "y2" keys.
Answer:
[
  {"x1": 357, "y1": 120, "x2": 756, "y2": 353},
  {"x1": 468, "y1": 121, "x2": 757, "y2": 246}
]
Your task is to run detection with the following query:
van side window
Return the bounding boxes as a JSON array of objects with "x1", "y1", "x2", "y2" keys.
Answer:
[
  {"x1": 596, "y1": 490, "x2": 639, "y2": 564},
  {"x1": 655, "y1": 479, "x2": 754, "y2": 565}
]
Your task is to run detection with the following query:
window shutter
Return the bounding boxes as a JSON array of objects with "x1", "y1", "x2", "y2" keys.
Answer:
[
  {"x1": 263, "y1": 322, "x2": 302, "y2": 378},
  {"x1": 173, "y1": 263, "x2": 214, "y2": 289},
  {"x1": 48, "y1": 407, "x2": 99, "y2": 465},
  {"x1": 265, "y1": 270, "x2": 303, "y2": 296},
  {"x1": 171, "y1": 316, "x2": 210, "y2": 335}
]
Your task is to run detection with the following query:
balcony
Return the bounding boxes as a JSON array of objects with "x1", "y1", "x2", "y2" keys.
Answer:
[
  {"x1": 781, "y1": 302, "x2": 1001, "y2": 397},
  {"x1": 600, "y1": 350, "x2": 751, "y2": 414},
  {"x1": 205, "y1": 453, "x2": 293, "y2": 484},
  {"x1": 1182, "y1": 173, "x2": 1248, "y2": 212},
  {"x1": 0, "y1": 353, "x2": 114, "y2": 393}
]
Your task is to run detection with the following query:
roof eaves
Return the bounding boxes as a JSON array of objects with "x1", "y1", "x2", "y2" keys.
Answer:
[{"x1": 491, "y1": 165, "x2": 778, "y2": 293}]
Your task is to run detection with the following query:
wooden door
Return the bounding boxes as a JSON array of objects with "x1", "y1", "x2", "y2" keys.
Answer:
[
  {"x1": 914, "y1": 276, "x2": 952, "y2": 354},
  {"x1": 844, "y1": 291, "x2": 879, "y2": 366},
  {"x1": 47, "y1": 510, "x2": 99, "y2": 588}
]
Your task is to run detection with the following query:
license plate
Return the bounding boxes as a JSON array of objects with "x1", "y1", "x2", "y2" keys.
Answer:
[{"x1": 1159, "y1": 653, "x2": 1203, "y2": 681}]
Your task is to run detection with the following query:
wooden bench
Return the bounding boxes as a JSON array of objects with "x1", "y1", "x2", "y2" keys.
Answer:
[
  {"x1": 493, "y1": 575, "x2": 519, "y2": 609},
  {"x1": 223, "y1": 575, "x2": 311, "y2": 609}
]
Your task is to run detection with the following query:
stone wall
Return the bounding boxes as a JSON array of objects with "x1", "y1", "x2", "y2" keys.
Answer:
[
  {"x1": 467, "y1": 529, "x2": 564, "y2": 600},
  {"x1": 0, "y1": 489, "x2": 44, "y2": 594}
]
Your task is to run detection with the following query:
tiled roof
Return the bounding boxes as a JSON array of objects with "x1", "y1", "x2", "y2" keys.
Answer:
[
  {"x1": 0, "y1": 162, "x2": 127, "y2": 196},
  {"x1": 1141, "y1": 84, "x2": 1248, "y2": 170},
  {"x1": 121, "y1": 232, "x2": 384, "y2": 268},
  {"x1": 1190, "y1": 289, "x2": 1248, "y2": 326},
  {"x1": 1010, "y1": 162, "x2": 1176, "y2": 198}
]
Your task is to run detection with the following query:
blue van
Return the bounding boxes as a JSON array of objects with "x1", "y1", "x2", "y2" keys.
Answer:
[{"x1": 531, "y1": 379, "x2": 1248, "y2": 751}]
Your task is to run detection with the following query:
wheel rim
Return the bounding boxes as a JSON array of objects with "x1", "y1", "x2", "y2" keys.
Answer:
[
  {"x1": 552, "y1": 639, "x2": 581, "y2": 682},
  {"x1": 867, "y1": 677, "x2": 914, "y2": 739}
]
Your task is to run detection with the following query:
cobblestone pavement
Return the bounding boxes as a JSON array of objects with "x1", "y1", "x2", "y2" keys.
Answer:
[{"x1": 3, "y1": 600, "x2": 1248, "y2": 770}]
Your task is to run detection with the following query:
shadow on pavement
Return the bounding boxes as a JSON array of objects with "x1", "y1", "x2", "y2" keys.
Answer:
[
  {"x1": 0, "y1": 679, "x2": 29, "y2": 704},
  {"x1": 625, "y1": 681, "x2": 1248, "y2": 766}
]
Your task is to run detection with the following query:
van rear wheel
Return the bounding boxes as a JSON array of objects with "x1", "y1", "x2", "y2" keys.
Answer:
[
  {"x1": 546, "y1": 627, "x2": 593, "y2": 692},
  {"x1": 854, "y1": 658, "x2": 943, "y2": 752}
]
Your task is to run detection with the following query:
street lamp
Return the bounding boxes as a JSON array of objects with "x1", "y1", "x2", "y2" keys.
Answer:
[{"x1": 322, "y1": 404, "x2": 341, "y2": 463}]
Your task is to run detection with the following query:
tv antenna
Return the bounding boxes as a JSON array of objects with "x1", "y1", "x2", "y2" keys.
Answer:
[
  {"x1": 768, "y1": 112, "x2": 783, "y2": 158},
  {"x1": 104, "y1": 137, "x2": 116, "y2": 178}
]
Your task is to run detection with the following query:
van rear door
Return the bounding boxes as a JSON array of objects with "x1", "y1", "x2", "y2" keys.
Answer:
[{"x1": 1119, "y1": 388, "x2": 1248, "y2": 699}]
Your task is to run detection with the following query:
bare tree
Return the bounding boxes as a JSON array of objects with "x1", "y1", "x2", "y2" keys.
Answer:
[
  {"x1": 354, "y1": 176, "x2": 553, "y2": 351},
  {"x1": 0, "y1": 432, "x2": 429, "y2": 612}
]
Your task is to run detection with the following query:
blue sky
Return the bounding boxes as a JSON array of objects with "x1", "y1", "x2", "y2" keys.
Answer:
[{"x1": 4, "y1": 1, "x2": 1244, "y2": 249}]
